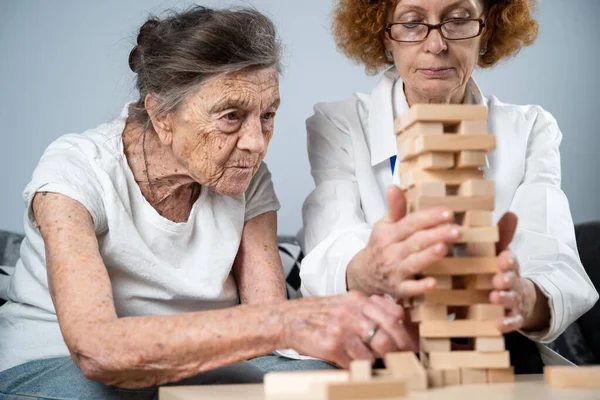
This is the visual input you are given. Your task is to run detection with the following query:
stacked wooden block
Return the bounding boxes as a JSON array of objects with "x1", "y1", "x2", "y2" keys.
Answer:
[{"x1": 395, "y1": 104, "x2": 514, "y2": 386}]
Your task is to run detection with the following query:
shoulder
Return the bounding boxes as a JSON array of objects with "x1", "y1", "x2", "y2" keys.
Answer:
[
  {"x1": 307, "y1": 93, "x2": 369, "y2": 135},
  {"x1": 486, "y1": 95, "x2": 559, "y2": 136}
]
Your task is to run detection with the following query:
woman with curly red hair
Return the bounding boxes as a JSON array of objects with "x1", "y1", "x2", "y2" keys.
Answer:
[{"x1": 300, "y1": 0, "x2": 598, "y2": 372}]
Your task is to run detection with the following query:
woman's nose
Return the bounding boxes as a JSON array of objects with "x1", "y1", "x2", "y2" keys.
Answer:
[
  {"x1": 424, "y1": 28, "x2": 447, "y2": 55},
  {"x1": 238, "y1": 120, "x2": 265, "y2": 154}
]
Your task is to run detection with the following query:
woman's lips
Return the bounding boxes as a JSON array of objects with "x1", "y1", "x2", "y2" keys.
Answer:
[{"x1": 418, "y1": 68, "x2": 453, "y2": 77}]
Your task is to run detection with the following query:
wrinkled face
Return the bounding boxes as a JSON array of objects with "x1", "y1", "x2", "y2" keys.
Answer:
[
  {"x1": 161, "y1": 67, "x2": 280, "y2": 197},
  {"x1": 385, "y1": 0, "x2": 485, "y2": 100}
]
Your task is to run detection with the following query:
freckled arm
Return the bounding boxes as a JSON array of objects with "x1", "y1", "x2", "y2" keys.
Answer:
[{"x1": 33, "y1": 192, "x2": 288, "y2": 389}]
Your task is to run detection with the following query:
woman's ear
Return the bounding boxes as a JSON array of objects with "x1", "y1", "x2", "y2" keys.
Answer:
[{"x1": 145, "y1": 94, "x2": 173, "y2": 146}]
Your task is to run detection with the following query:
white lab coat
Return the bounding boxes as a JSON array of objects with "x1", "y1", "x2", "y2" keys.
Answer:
[{"x1": 300, "y1": 67, "x2": 598, "y2": 343}]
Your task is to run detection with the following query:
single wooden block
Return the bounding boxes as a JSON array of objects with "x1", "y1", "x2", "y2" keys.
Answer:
[
  {"x1": 312, "y1": 379, "x2": 407, "y2": 400},
  {"x1": 424, "y1": 257, "x2": 499, "y2": 275},
  {"x1": 467, "y1": 304, "x2": 505, "y2": 321},
  {"x1": 399, "y1": 152, "x2": 454, "y2": 174},
  {"x1": 427, "y1": 369, "x2": 444, "y2": 388},
  {"x1": 458, "y1": 120, "x2": 488, "y2": 135},
  {"x1": 464, "y1": 274, "x2": 494, "y2": 290},
  {"x1": 420, "y1": 320, "x2": 501, "y2": 338},
  {"x1": 475, "y1": 337, "x2": 506, "y2": 352},
  {"x1": 458, "y1": 180, "x2": 495, "y2": 197},
  {"x1": 350, "y1": 360, "x2": 372, "y2": 382},
  {"x1": 398, "y1": 137, "x2": 415, "y2": 161},
  {"x1": 460, "y1": 368, "x2": 488, "y2": 384},
  {"x1": 396, "y1": 104, "x2": 488, "y2": 132},
  {"x1": 456, "y1": 150, "x2": 487, "y2": 168},
  {"x1": 463, "y1": 211, "x2": 493, "y2": 227},
  {"x1": 434, "y1": 275, "x2": 453, "y2": 289},
  {"x1": 466, "y1": 242, "x2": 496, "y2": 257},
  {"x1": 421, "y1": 338, "x2": 451, "y2": 352},
  {"x1": 443, "y1": 369, "x2": 461, "y2": 386},
  {"x1": 264, "y1": 370, "x2": 349, "y2": 396},
  {"x1": 401, "y1": 168, "x2": 484, "y2": 189},
  {"x1": 458, "y1": 226, "x2": 499, "y2": 243},
  {"x1": 428, "y1": 351, "x2": 510, "y2": 369},
  {"x1": 402, "y1": 134, "x2": 496, "y2": 160},
  {"x1": 396, "y1": 120, "x2": 444, "y2": 139},
  {"x1": 411, "y1": 195, "x2": 494, "y2": 212},
  {"x1": 544, "y1": 366, "x2": 600, "y2": 389},
  {"x1": 384, "y1": 352, "x2": 428, "y2": 390},
  {"x1": 487, "y1": 367, "x2": 515, "y2": 383},
  {"x1": 409, "y1": 305, "x2": 447, "y2": 322}
]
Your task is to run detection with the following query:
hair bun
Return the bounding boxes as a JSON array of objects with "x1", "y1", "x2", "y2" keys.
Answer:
[
  {"x1": 137, "y1": 19, "x2": 160, "y2": 47},
  {"x1": 129, "y1": 19, "x2": 160, "y2": 73}
]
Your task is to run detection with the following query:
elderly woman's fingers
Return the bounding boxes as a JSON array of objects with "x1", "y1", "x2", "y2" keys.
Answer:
[
  {"x1": 389, "y1": 207, "x2": 455, "y2": 243},
  {"x1": 394, "y1": 277, "x2": 437, "y2": 299},
  {"x1": 369, "y1": 295, "x2": 405, "y2": 320},
  {"x1": 497, "y1": 249, "x2": 519, "y2": 273},
  {"x1": 492, "y1": 270, "x2": 518, "y2": 291},
  {"x1": 490, "y1": 289, "x2": 519, "y2": 309},
  {"x1": 496, "y1": 309, "x2": 525, "y2": 333},
  {"x1": 361, "y1": 300, "x2": 408, "y2": 350},
  {"x1": 395, "y1": 240, "x2": 449, "y2": 277},
  {"x1": 383, "y1": 185, "x2": 408, "y2": 223},
  {"x1": 344, "y1": 334, "x2": 376, "y2": 363},
  {"x1": 496, "y1": 212, "x2": 518, "y2": 253},
  {"x1": 400, "y1": 224, "x2": 461, "y2": 259}
]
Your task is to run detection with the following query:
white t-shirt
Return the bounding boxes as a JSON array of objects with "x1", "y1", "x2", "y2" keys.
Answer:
[{"x1": 0, "y1": 105, "x2": 280, "y2": 372}]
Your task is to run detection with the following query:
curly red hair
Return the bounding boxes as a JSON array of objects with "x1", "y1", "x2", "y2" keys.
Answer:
[{"x1": 332, "y1": 0, "x2": 539, "y2": 75}]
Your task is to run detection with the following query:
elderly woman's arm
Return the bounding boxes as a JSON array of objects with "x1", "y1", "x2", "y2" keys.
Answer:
[{"x1": 232, "y1": 211, "x2": 287, "y2": 304}]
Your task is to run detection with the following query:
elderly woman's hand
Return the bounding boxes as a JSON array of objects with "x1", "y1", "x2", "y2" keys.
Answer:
[
  {"x1": 346, "y1": 185, "x2": 461, "y2": 299},
  {"x1": 281, "y1": 291, "x2": 416, "y2": 368}
]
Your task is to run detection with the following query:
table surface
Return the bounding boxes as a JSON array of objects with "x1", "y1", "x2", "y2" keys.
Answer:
[{"x1": 159, "y1": 374, "x2": 600, "y2": 400}]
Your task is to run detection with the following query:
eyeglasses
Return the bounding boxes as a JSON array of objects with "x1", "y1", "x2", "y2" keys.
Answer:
[{"x1": 385, "y1": 18, "x2": 486, "y2": 42}]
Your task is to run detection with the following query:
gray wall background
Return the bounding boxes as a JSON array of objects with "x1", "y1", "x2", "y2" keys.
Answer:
[{"x1": 1, "y1": 0, "x2": 599, "y2": 235}]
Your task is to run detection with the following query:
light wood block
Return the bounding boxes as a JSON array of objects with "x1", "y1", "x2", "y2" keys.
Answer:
[
  {"x1": 396, "y1": 121, "x2": 444, "y2": 140},
  {"x1": 464, "y1": 274, "x2": 494, "y2": 290},
  {"x1": 467, "y1": 304, "x2": 505, "y2": 321},
  {"x1": 401, "y1": 168, "x2": 484, "y2": 189},
  {"x1": 399, "y1": 152, "x2": 454, "y2": 173},
  {"x1": 463, "y1": 211, "x2": 493, "y2": 227},
  {"x1": 421, "y1": 338, "x2": 451, "y2": 352},
  {"x1": 312, "y1": 379, "x2": 407, "y2": 400},
  {"x1": 403, "y1": 134, "x2": 495, "y2": 160},
  {"x1": 544, "y1": 366, "x2": 600, "y2": 389},
  {"x1": 487, "y1": 367, "x2": 515, "y2": 383},
  {"x1": 458, "y1": 226, "x2": 499, "y2": 243},
  {"x1": 460, "y1": 368, "x2": 488, "y2": 384},
  {"x1": 427, "y1": 369, "x2": 444, "y2": 388},
  {"x1": 466, "y1": 242, "x2": 496, "y2": 257},
  {"x1": 424, "y1": 257, "x2": 499, "y2": 275},
  {"x1": 458, "y1": 120, "x2": 488, "y2": 135},
  {"x1": 428, "y1": 351, "x2": 510, "y2": 369},
  {"x1": 456, "y1": 150, "x2": 487, "y2": 168},
  {"x1": 396, "y1": 104, "x2": 488, "y2": 131},
  {"x1": 411, "y1": 195, "x2": 494, "y2": 212},
  {"x1": 419, "y1": 290, "x2": 491, "y2": 306},
  {"x1": 475, "y1": 337, "x2": 506, "y2": 352},
  {"x1": 443, "y1": 369, "x2": 461, "y2": 386},
  {"x1": 409, "y1": 305, "x2": 447, "y2": 322},
  {"x1": 420, "y1": 320, "x2": 501, "y2": 338},
  {"x1": 264, "y1": 370, "x2": 349, "y2": 396},
  {"x1": 434, "y1": 275, "x2": 453, "y2": 290},
  {"x1": 350, "y1": 360, "x2": 371, "y2": 382},
  {"x1": 458, "y1": 180, "x2": 495, "y2": 197},
  {"x1": 384, "y1": 352, "x2": 428, "y2": 390}
]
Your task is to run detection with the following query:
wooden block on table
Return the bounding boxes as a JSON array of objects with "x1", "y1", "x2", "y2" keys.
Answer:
[
  {"x1": 401, "y1": 134, "x2": 496, "y2": 160},
  {"x1": 427, "y1": 369, "x2": 444, "y2": 388},
  {"x1": 544, "y1": 366, "x2": 600, "y2": 389},
  {"x1": 458, "y1": 120, "x2": 488, "y2": 135},
  {"x1": 350, "y1": 360, "x2": 372, "y2": 382},
  {"x1": 460, "y1": 368, "x2": 488, "y2": 384},
  {"x1": 463, "y1": 211, "x2": 493, "y2": 227},
  {"x1": 396, "y1": 104, "x2": 488, "y2": 132},
  {"x1": 409, "y1": 305, "x2": 447, "y2": 322},
  {"x1": 456, "y1": 150, "x2": 487, "y2": 168},
  {"x1": 424, "y1": 257, "x2": 499, "y2": 275},
  {"x1": 467, "y1": 304, "x2": 504, "y2": 321},
  {"x1": 464, "y1": 274, "x2": 494, "y2": 290},
  {"x1": 428, "y1": 351, "x2": 510, "y2": 369},
  {"x1": 443, "y1": 369, "x2": 461, "y2": 386},
  {"x1": 458, "y1": 180, "x2": 495, "y2": 197},
  {"x1": 312, "y1": 379, "x2": 407, "y2": 400},
  {"x1": 487, "y1": 367, "x2": 515, "y2": 383},
  {"x1": 458, "y1": 226, "x2": 499, "y2": 243},
  {"x1": 411, "y1": 195, "x2": 494, "y2": 212},
  {"x1": 398, "y1": 152, "x2": 454, "y2": 174},
  {"x1": 421, "y1": 338, "x2": 451, "y2": 352},
  {"x1": 395, "y1": 120, "x2": 444, "y2": 138},
  {"x1": 264, "y1": 370, "x2": 349, "y2": 396},
  {"x1": 475, "y1": 337, "x2": 506, "y2": 352},
  {"x1": 466, "y1": 242, "x2": 496, "y2": 257},
  {"x1": 420, "y1": 320, "x2": 501, "y2": 338},
  {"x1": 384, "y1": 352, "x2": 428, "y2": 390},
  {"x1": 401, "y1": 168, "x2": 484, "y2": 189}
]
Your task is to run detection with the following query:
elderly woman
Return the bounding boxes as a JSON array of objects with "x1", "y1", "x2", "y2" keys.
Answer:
[
  {"x1": 0, "y1": 7, "x2": 411, "y2": 400},
  {"x1": 301, "y1": 0, "x2": 598, "y2": 371}
]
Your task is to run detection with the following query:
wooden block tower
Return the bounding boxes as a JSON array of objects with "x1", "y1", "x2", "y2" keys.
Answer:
[{"x1": 394, "y1": 104, "x2": 514, "y2": 387}]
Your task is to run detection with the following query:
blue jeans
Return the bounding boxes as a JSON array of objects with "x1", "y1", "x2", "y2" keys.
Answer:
[{"x1": 0, "y1": 355, "x2": 337, "y2": 400}]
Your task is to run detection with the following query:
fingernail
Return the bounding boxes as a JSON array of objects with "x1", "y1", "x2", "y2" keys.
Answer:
[
  {"x1": 503, "y1": 271, "x2": 516, "y2": 284},
  {"x1": 434, "y1": 243, "x2": 446, "y2": 253},
  {"x1": 442, "y1": 211, "x2": 451, "y2": 219},
  {"x1": 450, "y1": 228, "x2": 460, "y2": 238},
  {"x1": 507, "y1": 253, "x2": 516, "y2": 265},
  {"x1": 499, "y1": 291, "x2": 516, "y2": 301},
  {"x1": 503, "y1": 314, "x2": 524, "y2": 327}
]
